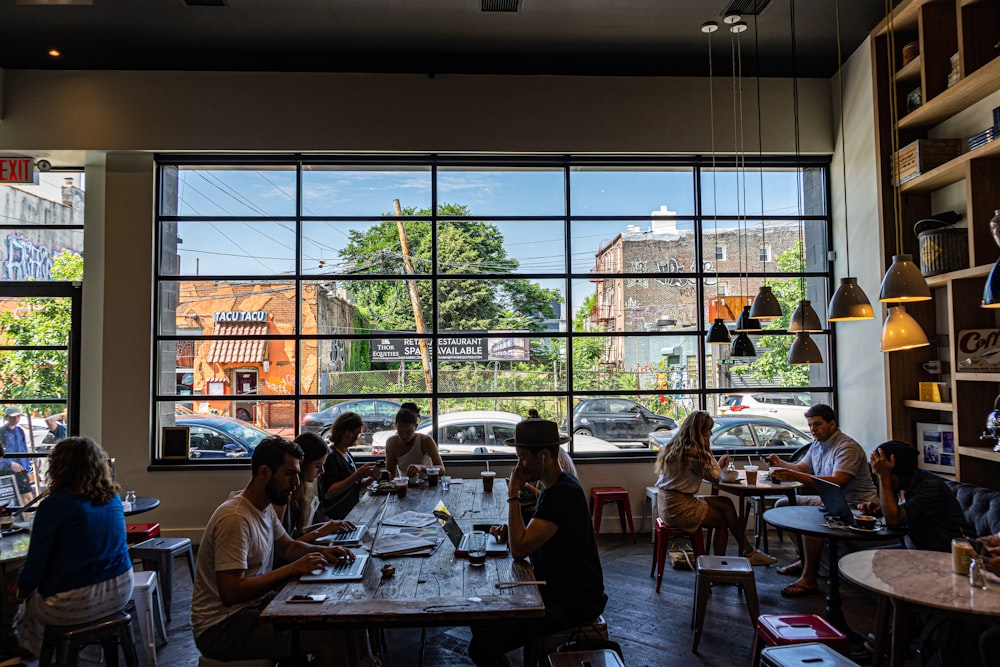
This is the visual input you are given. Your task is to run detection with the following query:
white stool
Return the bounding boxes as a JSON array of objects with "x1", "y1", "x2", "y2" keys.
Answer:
[
  {"x1": 639, "y1": 486, "x2": 658, "y2": 541},
  {"x1": 131, "y1": 570, "x2": 167, "y2": 667},
  {"x1": 197, "y1": 657, "x2": 272, "y2": 667}
]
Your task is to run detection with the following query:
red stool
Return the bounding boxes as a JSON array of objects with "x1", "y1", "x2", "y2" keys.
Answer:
[
  {"x1": 751, "y1": 614, "x2": 849, "y2": 666},
  {"x1": 125, "y1": 522, "x2": 160, "y2": 544},
  {"x1": 590, "y1": 487, "x2": 636, "y2": 544},
  {"x1": 650, "y1": 517, "x2": 705, "y2": 592}
]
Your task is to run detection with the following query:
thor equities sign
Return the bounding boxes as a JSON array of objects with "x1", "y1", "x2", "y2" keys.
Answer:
[
  {"x1": 372, "y1": 335, "x2": 530, "y2": 363},
  {"x1": 0, "y1": 158, "x2": 34, "y2": 184}
]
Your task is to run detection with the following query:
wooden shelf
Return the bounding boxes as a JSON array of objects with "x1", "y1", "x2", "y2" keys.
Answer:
[
  {"x1": 955, "y1": 372, "x2": 1000, "y2": 382},
  {"x1": 896, "y1": 56, "x2": 922, "y2": 85},
  {"x1": 898, "y1": 56, "x2": 1000, "y2": 131},
  {"x1": 872, "y1": 0, "x2": 926, "y2": 35},
  {"x1": 903, "y1": 399, "x2": 954, "y2": 411},
  {"x1": 925, "y1": 263, "x2": 992, "y2": 287},
  {"x1": 959, "y1": 446, "x2": 1000, "y2": 463},
  {"x1": 900, "y1": 138, "x2": 1000, "y2": 194}
]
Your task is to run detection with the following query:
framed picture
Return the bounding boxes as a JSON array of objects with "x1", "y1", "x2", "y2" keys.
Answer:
[
  {"x1": 915, "y1": 422, "x2": 956, "y2": 474},
  {"x1": 161, "y1": 426, "x2": 190, "y2": 460}
]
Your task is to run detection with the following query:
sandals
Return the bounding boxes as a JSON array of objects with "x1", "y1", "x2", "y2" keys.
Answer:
[
  {"x1": 781, "y1": 582, "x2": 822, "y2": 598},
  {"x1": 777, "y1": 562, "x2": 803, "y2": 576}
]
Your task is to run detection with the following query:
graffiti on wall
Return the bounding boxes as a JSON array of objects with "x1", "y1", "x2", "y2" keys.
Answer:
[
  {"x1": 653, "y1": 258, "x2": 716, "y2": 287},
  {"x1": 3, "y1": 235, "x2": 55, "y2": 281}
]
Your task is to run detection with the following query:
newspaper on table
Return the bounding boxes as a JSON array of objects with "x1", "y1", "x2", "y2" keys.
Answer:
[{"x1": 381, "y1": 511, "x2": 439, "y2": 528}]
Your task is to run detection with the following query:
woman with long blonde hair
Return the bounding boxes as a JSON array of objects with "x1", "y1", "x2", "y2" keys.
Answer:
[{"x1": 654, "y1": 411, "x2": 775, "y2": 565}]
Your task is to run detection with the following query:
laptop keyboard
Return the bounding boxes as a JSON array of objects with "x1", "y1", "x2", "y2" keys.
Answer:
[{"x1": 329, "y1": 556, "x2": 365, "y2": 575}]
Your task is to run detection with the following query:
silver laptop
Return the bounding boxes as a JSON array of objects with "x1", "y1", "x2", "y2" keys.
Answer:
[
  {"x1": 315, "y1": 523, "x2": 368, "y2": 547},
  {"x1": 811, "y1": 476, "x2": 857, "y2": 523},
  {"x1": 299, "y1": 554, "x2": 370, "y2": 582},
  {"x1": 433, "y1": 509, "x2": 508, "y2": 558}
]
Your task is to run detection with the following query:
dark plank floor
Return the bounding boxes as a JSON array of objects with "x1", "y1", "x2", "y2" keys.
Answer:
[{"x1": 155, "y1": 527, "x2": 886, "y2": 666}]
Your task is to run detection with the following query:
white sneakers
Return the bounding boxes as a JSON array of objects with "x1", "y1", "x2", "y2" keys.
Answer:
[{"x1": 746, "y1": 549, "x2": 778, "y2": 566}]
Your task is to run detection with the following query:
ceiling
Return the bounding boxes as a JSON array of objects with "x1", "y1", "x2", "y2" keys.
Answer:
[{"x1": 0, "y1": 0, "x2": 887, "y2": 77}]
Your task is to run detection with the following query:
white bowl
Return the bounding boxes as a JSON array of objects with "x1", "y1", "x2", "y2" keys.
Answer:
[{"x1": 720, "y1": 470, "x2": 740, "y2": 483}]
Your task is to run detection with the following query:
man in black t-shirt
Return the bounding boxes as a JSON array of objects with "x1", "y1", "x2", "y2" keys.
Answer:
[{"x1": 468, "y1": 420, "x2": 606, "y2": 667}]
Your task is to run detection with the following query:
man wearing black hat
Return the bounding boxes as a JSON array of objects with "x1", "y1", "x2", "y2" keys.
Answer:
[
  {"x1": 468, "y1": 419, "x2": 607, "y2": 667},
  {"x1": 863, "y1": 440, "x2": 968, "y2": 552}
]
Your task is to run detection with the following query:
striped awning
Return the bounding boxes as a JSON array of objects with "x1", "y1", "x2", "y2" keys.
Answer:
[{"x1": 206, "y1": 321, "x2": 268, "y2": 364}]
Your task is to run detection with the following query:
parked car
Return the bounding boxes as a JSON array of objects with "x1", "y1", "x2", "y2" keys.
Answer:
[
  {"x1": 648, "y1": 415, "x2": 811, "y2": 459},
  {"x1": 568, "y1": 398, "x2": 677, "y2": 443},
  {"x1": 300, "y1": 399, "x2": 402, "y2": 445},
  {"x1": 178, "y1": 415, "x2": 273, "y2": 459},
  {"x1": 719, "y1": 392, "x2": 811, "y2": 430},
  {"x1": 370, "y1": 410, "x2": 624, "y2": 456}
]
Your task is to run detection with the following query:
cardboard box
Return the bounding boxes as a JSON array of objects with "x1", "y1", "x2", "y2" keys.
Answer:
[{"x1": 893, "y1": 139, "x2": 962, "y2": 185}]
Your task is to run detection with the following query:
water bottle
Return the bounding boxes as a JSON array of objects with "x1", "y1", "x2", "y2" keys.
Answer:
[
  {"x1": 970, "y1": 558, "x2": 988, "y2": 590},
  {"x1": 123, "y1": 490, "x2": 136, "y2": 513}
]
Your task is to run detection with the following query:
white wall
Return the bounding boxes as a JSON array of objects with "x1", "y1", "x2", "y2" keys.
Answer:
[{"x1": 0, "y1": 67, "x2": 881, "y2": 538}]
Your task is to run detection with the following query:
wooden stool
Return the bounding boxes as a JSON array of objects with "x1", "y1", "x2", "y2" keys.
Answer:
[
  {"x1": 639, "y1": 485, "x2": 658, "y2": 540},
  {"x1": 590, "y1": 487, "x2": 635, "y2": 543},
  {"x1": 125, "y1": 522, "x2": 160, "y2": 544},
  {"x1": 760, "y1": 643, "x2": 860, "y2": 667},
  {"x1": 752, "y1": 614, "x2": 849, "y2": 666},
  {"x1": 691, "y1": 555, "x2": 759, "y2": 653},
  {"x1": 650, "y1": 517, "x2": 706, "y2": 593},
  {"x1": 130, "y1": 537, "x2": 195, "y2": 621},
  {"x1": 38, "y1": 601, "x2": 140, "y2": 667},
  {"x1": 547, "y1": 648, "x2": 624, "y2": 667}
]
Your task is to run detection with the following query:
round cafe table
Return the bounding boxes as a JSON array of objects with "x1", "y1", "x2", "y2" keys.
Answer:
[
  {"x1": 125, "y1": 496, "x2": 160, "y2": 517},
  {"x1": 712, "y1": 470, "x2": 801, "y2": 552},
  {"x1": 840, "y1": 549, "x2": 1000, "y2": 667}
]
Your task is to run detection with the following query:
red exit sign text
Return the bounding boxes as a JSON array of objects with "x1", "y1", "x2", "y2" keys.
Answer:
[{"x1": 0, "y1": 158, "x2": 35, "y2": 184}]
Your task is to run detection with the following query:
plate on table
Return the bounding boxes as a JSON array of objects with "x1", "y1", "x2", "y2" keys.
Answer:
[{"x1": 848, "y1": 525, "x2": 881, "y2": 534}]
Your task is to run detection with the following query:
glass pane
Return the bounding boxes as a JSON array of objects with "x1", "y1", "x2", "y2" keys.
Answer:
[
  {"x1": 436, "y1": 167, "x2": 564, "y2": 217},
  {"x1": 307, "y1": 279, "x2": 434, "y2": 335},
  {"x1": 156, "y1": 340, "x2": 294, "y2": 396},
  {"x1": 571, "y1": 278, "x2": 700, "y2": 333},
  {"x1": 569, "y1": 219, "x2": 698, "y2": 275},
  {"x1": 0, "y1": 237, "x2": 84, "y2": 282},
  {"x1": 701, "y1": 167, "x2": 825, "y2": 217},
  {"x1": 706, "y1": 390, "x2": 831, "y2": 433},
  {"x1": 160, "y1": 221, "x2": 296, "y2": 276},
  {"x1": 164, "y1": 166, "x2": 297, "y2": 217},
  {"x1": 569, "y1": 395, "x2": 682, "y2": 450},
  {"x1": 702, "y1": 333, "x2": 832, "y2": 391},
  {"x1": 0, "y1": 295, "x2": 72, "y2": 410},
  {"x1": 436, "y1": 278, "x2": 564, "y2": 333},
  {"x1": 301, "y1": 166, "x2": 432, "y2": 217},
  {"x1": 1, "y1": 172, "x2": 85, "y2": 227},
  {"x1": 159, "y1": 280, "x2": 296, "y2": 336},
  {"x1": 569, "y1": 167, "x2": 695, "y2": 216},
  {"x1": 433, "y1": 336, "x2": 566, "y2": 395},
  {"x1": 157, "y1": 399, "x2": 296, "y2": 460},
  {"x1": 438, "y1": 221, "x2": 565, "y2": 275},
  {"x1": 299, "y1": 341, "x2": 432, "y2": 396},
  {"x1": 302, "y1": 220, "x2": 431, "y2": 276},
  {"x1": 700, "y1": 220, "x2": 828, "y2": 275},
  {"x1": 571, "y1": 334, "x2": 701, "y2": 391},
  {"x1": 433, "y1": 397, "x2": 569, "y2": 456}
]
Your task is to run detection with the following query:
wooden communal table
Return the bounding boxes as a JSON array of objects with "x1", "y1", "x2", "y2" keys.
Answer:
[{"x1": 261, "y1": 478, "x2": 544, "y2": 636}]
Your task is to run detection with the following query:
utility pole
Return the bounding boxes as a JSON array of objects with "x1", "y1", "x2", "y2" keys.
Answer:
[{"x1": 393, "y1": 199, "x2": 433, "y2": 393}]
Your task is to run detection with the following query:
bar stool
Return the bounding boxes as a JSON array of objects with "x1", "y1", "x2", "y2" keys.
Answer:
[
  {"x1": 691, "y1": 555, "x2": 759, "y2": 652},
  {"x1": 125, "y1": 522, "x2": 160, "y2": 544},
  {"x1": 130, "y1": 537, "x2": 196, "y2": 621},
  {"x1": 38, "y1": 601, "x2": 140, "y2": 667},
  {"x1": 547, "y1": 648, "x2": 624, "y2": 667},
  {"x1": 751, "y1": 614, "x2": 849, "y2": 666},
  {"x1": 650, "y1": 518, "x2": 706, "y2": 592},
  {"x1": 131, "y1": 570, "x2": 168, "y2": 667},
  {"x1": 760, "y1": 643, "x2": 860, "y2": 667},
  {"x1": 197, "y1": 657, "x2": 272, "y2": 667},
  {"x1": 590, "y1": 487, "x2": 635, "y2": 543},
  {"x1": 638, "y1": 486, "x2": 658, "y2": 541}
]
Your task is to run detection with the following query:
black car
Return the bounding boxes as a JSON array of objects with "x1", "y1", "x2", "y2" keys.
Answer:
[
  {"x1": 648, "y1": 415, "x2": 811, "y2": 459},
  {"x1": 300, "y1": 399, "x2": 402, "y2": 445},
  {"x1": 179, "y1": 415, "x2": 273, "y2": 459},
  {"x1": 569, "y1": 398, "x2": 678, "y2": 443}
]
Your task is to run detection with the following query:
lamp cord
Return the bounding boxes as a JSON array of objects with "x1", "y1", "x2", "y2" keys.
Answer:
[
  {"x1": 836, "y1": 0, "x2": 851, "y2": 275},
  {"x1": 755, "y1": 12, "x2": 768, "y2": 292},
  {"x1": 791, "y1": 0, "x2": 805, "y2": 287},
  {"x1": 709, "y1": 25, "x2": 721, "y2": 302},
  {"x1": 885, "y1": 0, "x2": 902, "y2": 255}
]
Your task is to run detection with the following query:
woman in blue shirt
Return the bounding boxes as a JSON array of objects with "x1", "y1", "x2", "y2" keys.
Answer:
[{"x1": 15, "y1": 437, "x2": 133, "y2": 661}]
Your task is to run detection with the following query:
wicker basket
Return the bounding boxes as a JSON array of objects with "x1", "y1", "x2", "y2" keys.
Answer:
[{"x1": 917, "y1": 226, "x2": 968, "y2": 276}]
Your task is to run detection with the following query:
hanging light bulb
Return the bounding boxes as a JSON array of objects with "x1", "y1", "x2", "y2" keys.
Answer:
[
  {"x1": 731, "y1": 331, "x2": 757, "y2": 357},
  {"x1": 749, "y1": 285, "x2": 782, "y2": 320},
  {"x1": 735, "y1": 305, "x2": 761, "y2": 332},
  {"x1": 707, "y1": 318, "x2": 732, "y2": 345},
  {"x1": 880, "y1": 305, "x2": 930, "y2": 352},
  {"x1": 787, "y1": 299, "x2": 823, "y2": 333},
  {"x1": 879, "y1": 254, "x2": 931, "y2": 303},
  {"x1": 787, "y1": 332, "x2": 823, "y2": 365},
  {"x1": 828, "y1": 277, "x2": 876, "y2": 321},
  {"x1": 982, "y1": 259, "x2": 1000, "y2": 308}
]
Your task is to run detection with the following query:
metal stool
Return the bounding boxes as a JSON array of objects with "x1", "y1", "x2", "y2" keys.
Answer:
[
  {"x1": 691, "y1": 555, "x2": 759, "y2": 653},
  {"x1": 197, "y1": 657, "x2": 273, "y2": 667},
  {"x1": 38, "y1": 601, "x2": 140, "y2": 667},
  {"x1": 760, "y1": 643, "x2": 859, "y2": 667},
  {"x1": 125, "y1": 522, "x2": 161, "y2": 544},
  {"x1": 639, "y1": 485, "x2": 658, "y2": 540},
  {"x1": 650, "y1": 517, "x2": 706, "y2": 593},
  {"x1": 525, "y1": 615, "x2": 608, "y2": 667},
  {"x1": 130, "y1": 537, "x2": 195, "y2": 621},
  {"x1": 590, "y1": 487, "x2": 636, "y2": 543},
  {"x1": 548, "y1": 648, "x2": 624, "y2": 667},
  {"x1": 131, "y1": 570, "x2": 168, "y2": 667},
  {"x1": 752, "y1": 614, "x2": 849, "y2": 666}
]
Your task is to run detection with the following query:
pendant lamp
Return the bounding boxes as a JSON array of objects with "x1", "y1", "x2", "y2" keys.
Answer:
[
  {"x1": 787, "y1": 332, "x2": 823, "y2": 364},
  {"x1": 788, "y1": 299, "x2": 823, "y2": 333},
  {"x1": 982, "y1": 259, "x2": 1000, "y2": 308},
  {"x1": 749, "y1": 285, "x2": 782, "y2": 319},
  {"x1": 735, "y1": 305, "x2": 761, "y2": 332},
  {"x1": 707, "y1": 318, "x2": 732, "y2": 345},
  {"x1": 879, "y1": 254, "x2": 931, "y2": 302},
  {"x1": 826, "y1": 0, "x2": 875, "y2": 322},
  {"x1": 880, "y1": 305, "x2": 930, "y2": 352},
  {"x1": 703, "y1": 21, "x2": 730, "y2": 348},
  {"x1": 731, "y1": 331, "x2": 757, "y2": 357}
]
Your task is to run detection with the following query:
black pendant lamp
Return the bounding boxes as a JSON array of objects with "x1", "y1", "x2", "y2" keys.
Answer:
[
  {"x1": 731, "y1": 331, "x2": 756, "y2": 357},
  {"x1": 735, "y1": 305, "x2": 761, "y2": 332},
  {"x1": 707, "y1": 318, "x2": 732, "y2": 345},
  {"x1": 749, "y1": 285, "x2": 782, "y2": 320},
  {"x1": 787, "y1": 299, "x2": 823, "y2": 333},
  {"x1": 787, "y1": 332, "x2": 823, "y2": 365}
]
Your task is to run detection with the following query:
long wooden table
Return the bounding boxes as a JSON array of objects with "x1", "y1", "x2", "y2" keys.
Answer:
[{"x1": 262, "y1": 478, "x2": 544, "y2": 640}]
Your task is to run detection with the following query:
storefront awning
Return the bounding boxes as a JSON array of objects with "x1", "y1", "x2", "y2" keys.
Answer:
[{"x1": 206, "y1": 321, "x2": 268, "y2": 364}]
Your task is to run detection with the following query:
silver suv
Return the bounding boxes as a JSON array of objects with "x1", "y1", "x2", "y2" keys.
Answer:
[{"x1": 719, "y1": 393, "x2": 810, "y2": 430}]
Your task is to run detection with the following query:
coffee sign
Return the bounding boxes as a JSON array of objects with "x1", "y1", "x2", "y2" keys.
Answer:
[{"x1": 956, "y1": 329, "x2": 1000, "y2": 371}]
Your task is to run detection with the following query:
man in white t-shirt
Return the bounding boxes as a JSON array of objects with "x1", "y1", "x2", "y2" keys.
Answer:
[{"x1": 192, "y1": 437, "x2": 354, "y2": 663}]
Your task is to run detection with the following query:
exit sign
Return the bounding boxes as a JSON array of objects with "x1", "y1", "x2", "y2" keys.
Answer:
[{"x1": 0, "y1": 158, "x2": 35, "y2": 184}]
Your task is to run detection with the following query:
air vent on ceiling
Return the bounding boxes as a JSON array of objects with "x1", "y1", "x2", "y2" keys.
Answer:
[
  {"x1": 482, "y1": 0, "x2": 519, "y2": 12},
  {"x1": 721, "y1": 0, "x2": 771, "y2": 16},
  {"x1": 183, "y1": 0, "x2": 228, "y2": 6}
]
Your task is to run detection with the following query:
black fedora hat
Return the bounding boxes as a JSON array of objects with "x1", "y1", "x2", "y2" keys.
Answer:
[{"x1": 504, "y1": 419, "x2": 570, "y2": 448}]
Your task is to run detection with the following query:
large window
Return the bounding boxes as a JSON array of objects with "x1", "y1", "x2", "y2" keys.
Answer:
[{"x1": 154, "y1": 156, "x2": 834, "y2": 464}]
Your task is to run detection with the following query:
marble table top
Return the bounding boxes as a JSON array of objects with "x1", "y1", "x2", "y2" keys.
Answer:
[
  {"x1": 714, "y1": 470, "x2": 803, "y2": 493},
  {"x1": 840, "y1": 549, "x2": 1000, "y2": 616}
]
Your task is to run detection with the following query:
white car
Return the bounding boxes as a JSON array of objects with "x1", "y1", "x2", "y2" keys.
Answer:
[
  {"x1": 370, "y1": 410, "x2": 621, "y2": 455},
  {"x1": 719, "y1": 393, "x2": 811, "y2": 430}
]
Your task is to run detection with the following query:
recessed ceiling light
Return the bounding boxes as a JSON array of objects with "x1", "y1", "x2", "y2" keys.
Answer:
[{"x1": 48, "y1": 49, "x2": 61, "y2": 57}]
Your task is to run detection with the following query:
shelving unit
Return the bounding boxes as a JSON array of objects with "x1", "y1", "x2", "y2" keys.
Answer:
[{"x1": 871, "y1": 0, "x2": 1000, "y2": 490}]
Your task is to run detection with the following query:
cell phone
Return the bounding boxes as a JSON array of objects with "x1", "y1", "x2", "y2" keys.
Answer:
[
  {"x1": 288, "y1": 594, "x2": 327, "y2": 603},
  {"x1": 967, "y1": 536, "x2": 991, "y2": 558}
]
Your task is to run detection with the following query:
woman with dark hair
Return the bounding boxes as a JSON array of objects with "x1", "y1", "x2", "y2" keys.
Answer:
[
  {"x1": 654, "y1": 411, "x2": 775, "y2": 566},
  {"x1": 15, "y1": 437, "x2": 133, "y2": 661},
  {"x1": 386, "y1": 408, "x2": 444, "y2": 479},
  {"x1": 275, "y1": 432, "x2": 356, "y2": 541},
  {"x1": 317, "y1": 412, "x2": 380, "y2": 520}
]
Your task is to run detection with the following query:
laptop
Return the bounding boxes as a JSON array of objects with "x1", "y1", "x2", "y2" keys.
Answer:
[
  {"x1": 299, "y1": 554, "x2": 370, "y2": 582},
  {"x1": 433, "y1": 508, "x2": 509, "y2": 558},
  {"x1": 811, "y1": 476, "x2": 858, "y2": 523},
  {"x1": 315, "y1": 523, "x2": 368, "y2": 547}
]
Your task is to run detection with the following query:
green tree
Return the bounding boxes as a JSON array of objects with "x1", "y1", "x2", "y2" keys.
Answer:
[
  {"x1": 731, "y1": 241, "x2": 809, "y2": 386},
  {"x1": 0, "y1": 250, "x2": 83, "y2": 413}
]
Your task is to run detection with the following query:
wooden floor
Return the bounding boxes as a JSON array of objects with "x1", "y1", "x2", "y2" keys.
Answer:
[{"x1": 156, "y1": 527, "x2": 884, "y2": 666}]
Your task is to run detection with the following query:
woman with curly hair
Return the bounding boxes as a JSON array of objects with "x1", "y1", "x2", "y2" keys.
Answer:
[
  {"x1": 654, "y1": 411, "x2": 775, "y2": 566},
  {"x1": 317, "y1": 412, "x2": 380, "y2": 520},
  {"x1": 15, "y1": 437, "x2": 133, "y2": 661}
]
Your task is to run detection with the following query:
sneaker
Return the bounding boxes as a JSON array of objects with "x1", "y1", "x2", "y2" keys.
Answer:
[{"x1": 746, "y1": 550, "x2": 778, "y2": 566}]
